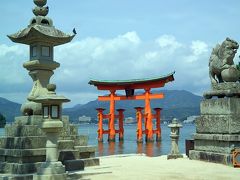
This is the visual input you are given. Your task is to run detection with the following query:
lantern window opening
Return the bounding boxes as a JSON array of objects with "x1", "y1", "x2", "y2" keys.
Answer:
[
  {"x1": 43, "y1": 105, "x2": 49, "y2": 119},
  {"x1": 31, "y1": 46, "x2": 37, "y2": 57},
  {"x1": 50, "y1": 105, "x2": 60, "y2": 119},
  {"x1": 41, "y1": 19, "x2": 50, "y2": 25},
  {"x1": 31, "y1": 19, "x2": 37, "y2": 25},
  {"x1": 41, "y1": 46, "x2": 50, "y2": 57}
]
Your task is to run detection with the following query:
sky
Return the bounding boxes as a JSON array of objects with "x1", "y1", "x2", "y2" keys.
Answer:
[{"x1": 0, "y1": 0, "x2": 240, "y2": 107}]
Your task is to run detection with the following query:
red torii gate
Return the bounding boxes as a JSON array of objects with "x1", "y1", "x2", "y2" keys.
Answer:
[{"x1": 89, "y1": 72, "x2": 175, "y2": 142}]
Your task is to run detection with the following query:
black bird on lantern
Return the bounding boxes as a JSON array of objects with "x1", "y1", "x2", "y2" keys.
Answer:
[{"x1": 73, "y1": 28, "x2": 77, "y2": 35}]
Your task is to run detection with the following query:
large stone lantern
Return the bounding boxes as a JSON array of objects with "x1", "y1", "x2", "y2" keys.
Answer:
[
  {"x1": 8, "y1": 0, "x2": 75, "y2": 116},
  {"x1": 167, "y1": 118, "x2": 183, "y2": 159},
  {"x1": 32, "y1": 84, "x2": 70, "y2": 180}
]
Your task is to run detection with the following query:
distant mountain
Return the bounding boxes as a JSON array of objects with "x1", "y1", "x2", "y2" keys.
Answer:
[
  {"x1": 0, "y1": 97, "x2": 21, "y2": 122},
  {"x1": 63, "y1": 90, "x2": 202, "y2": 123},
  {"x1": 0, "y1": 90, "x2": 202, "y2": 124}
]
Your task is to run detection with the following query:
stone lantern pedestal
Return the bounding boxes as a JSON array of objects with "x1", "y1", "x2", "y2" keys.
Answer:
[
  {"x1": 167, "y1": 118, "x2": 183, "y2": 159},
  {"x1": 34, "y1": 119, "x2": 66, "y2": 180},
  {"x1": 33, "y1": 84, "x2": 69, "y2": 180}
]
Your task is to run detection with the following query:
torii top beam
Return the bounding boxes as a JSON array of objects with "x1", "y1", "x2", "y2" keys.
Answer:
[{"x1": 88, "y1": 72, "x2": 175, "y2": 91}]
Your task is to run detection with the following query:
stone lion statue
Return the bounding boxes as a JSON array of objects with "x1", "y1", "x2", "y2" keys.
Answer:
[{"x1": 209, "y1": 37, "x2": 239, "y2": 85}]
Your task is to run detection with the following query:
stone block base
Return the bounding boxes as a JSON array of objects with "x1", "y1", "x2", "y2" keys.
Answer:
[
  {"x1": 0, "y1": 136, "x2": 46, "y2": 149},
  {"x1": 0, "y1": 174, "x2": 33, "y2": 180},
  {"x1": 193, "y1": 133, "x2": 240, "y2": 154},
  {"x1": 196, "y1": 115, "x2": 240, "y2": 134},
  {"x1": 82, "y1": 158, "x2": 100, "y2": 167},
  {"x1": 33, "y1": 173, "x2": 67, "y2": 180},
  {"x1": 167, "y1": 154, "x2": 183, "y2": 159},
  {"x1": 0, "y1": 148, "x2": 46, "y2": 164},
  {"x1": 200, "y1": 97, "x2": 240, "y2": 115},
  {"x1": 58, "y1": 150, "x2": 79, "y2": 162},
  {"x1": 33, "y1": 162, "x2": 66, "y2": 180},
  {"x1": 58, "y1": 140, "x2": 74, "y2": 150},
  {"x1": 63, "y1": 159, "x2": 84, "y2": 171},
  {"x1": 0, "y1": 162, "x2": 42, "y2": 174},
  {"x1": 75, "y1": 146, "x2": 96, "y2": 159},
  {"x1": 189, "y1": 150, "x2": 233, "y2": 166}
]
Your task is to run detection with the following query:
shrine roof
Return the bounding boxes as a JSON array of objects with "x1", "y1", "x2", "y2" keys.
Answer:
[{"x1": 89, "y1": 71, "x2": 175, "y2": 90}]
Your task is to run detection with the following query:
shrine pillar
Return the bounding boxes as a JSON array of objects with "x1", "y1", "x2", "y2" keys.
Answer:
[
  {"x1": 108, "y1": 90, "x2": 116, "y2": 141},
  {"x1": 96, "y1": 108, "x2": 105, "y2": 142},
  {"x1": 144, "y1": 89, "x2": 153, "y2": 142},
  {"x1": 117, "y1": 109, "x2": 125, "y2": 141},
  {"x1": 154, "y1": 108, "x2": 162, "y2": 141},
  {"x1": 135, "y1": 107, "x2": 144, "y2": 143}
]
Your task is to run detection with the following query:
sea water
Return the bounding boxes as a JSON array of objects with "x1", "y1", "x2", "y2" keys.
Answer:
[
  {"x1": 0, "y1": 123, "x2": 196, "y2": 157},
  {"x1": 78, "y1": 123, "x2": 196, "y2": 157}
]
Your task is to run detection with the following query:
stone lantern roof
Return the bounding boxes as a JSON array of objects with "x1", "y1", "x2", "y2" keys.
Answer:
[
  {"x1": 8, "y1": 0, "x2": 75, "y2": 46},
  {"x1": 168, "y1": 118, "x2": 182, "y2": 128}
]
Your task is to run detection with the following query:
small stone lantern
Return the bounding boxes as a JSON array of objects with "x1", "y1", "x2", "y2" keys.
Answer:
[
  {"x1": 167, "y1": 118, "x2": 183, "y2": 159},
  {"x1": 32, "y1": 84, "x2": 70, "y2": 180}
]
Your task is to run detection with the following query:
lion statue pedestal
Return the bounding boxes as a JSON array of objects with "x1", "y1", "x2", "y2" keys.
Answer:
[{"x1": 189, "y1": 37, "x2": 240, "y2": 166}]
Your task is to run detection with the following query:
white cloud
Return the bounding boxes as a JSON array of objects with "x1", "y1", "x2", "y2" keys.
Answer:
[
  {"x1": 144, "y1": 51, "x2": 158, "y2": 60},
  {"x1": 121, "y1": 31, "x2": 141, "y2": 44},
  {"x1": 0, "y1": 32, "x2": 212, "y2": 106},
  {"x1": 0, "y1": 43, "x2": 28, "y2": 85},
  {"x1": 191, "y1": 40, "x2": 208, "y2": 56},
  {"x1": 155, "y1": 35, "x2": 183, "y2": 50}
]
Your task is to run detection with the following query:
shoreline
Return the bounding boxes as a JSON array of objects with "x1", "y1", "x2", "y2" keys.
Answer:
[{"x1": 78, "y1": 154, "x2": 240, "y2": 180}]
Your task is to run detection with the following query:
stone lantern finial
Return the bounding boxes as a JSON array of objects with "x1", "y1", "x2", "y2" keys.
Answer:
[
  {"x1": 34, "y1": 0, "x2": 47, "y2": 7},
  {"x1": 33, "y1": 0, "x2": 49, "y2": 16}
]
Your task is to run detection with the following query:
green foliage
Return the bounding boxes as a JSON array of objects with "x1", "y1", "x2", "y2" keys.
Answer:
[{"x1": 0, "y1": 113, "x2": 6, "y2": 128}]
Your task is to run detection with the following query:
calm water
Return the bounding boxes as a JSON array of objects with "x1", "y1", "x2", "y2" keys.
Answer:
[
  {"x1": 0, "y1": 124, "x2": 196, "y2": 157},
  {"x1": 78, "y1": 123, "x2": 196, "y2": 157}
]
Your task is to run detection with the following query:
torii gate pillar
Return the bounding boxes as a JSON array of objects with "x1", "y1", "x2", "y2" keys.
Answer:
[{"x1": 109, "y1": 90, "x2": 116, "y2": 141}]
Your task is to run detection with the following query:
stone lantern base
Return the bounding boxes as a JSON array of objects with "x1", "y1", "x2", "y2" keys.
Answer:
[
  {"x1": 0, "y1": 115, "x2": 99, "y2": 179},
  {"x1": 33, "y1": 162, "x2": 66, "y2": 180}
]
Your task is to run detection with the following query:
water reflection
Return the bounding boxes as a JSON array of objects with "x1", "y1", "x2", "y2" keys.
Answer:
[
  {"x1": 117, "y1": 141, "x2": 124, "y2": 154},
  {"x1": 98, "y1": 141, "x2": 162, "y2": 157},
  {"x1": 108, "y1": 141, "x2": 115, "y2": 155},
  {"x1": 98, "y1": 142, "x2": 104, "y2": 156},
  {"x1": 90, "y1": 124, "x2": 196, "y2": 157}
]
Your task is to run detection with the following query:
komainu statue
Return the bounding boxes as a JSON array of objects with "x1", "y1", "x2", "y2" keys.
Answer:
[{"x1": 209, "y1": 37, "x2": 239, "y2": 85}]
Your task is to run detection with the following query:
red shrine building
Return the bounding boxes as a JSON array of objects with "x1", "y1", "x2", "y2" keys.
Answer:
[{"x1": 89, "y1": 72, "x2": 175, "y2": 143}]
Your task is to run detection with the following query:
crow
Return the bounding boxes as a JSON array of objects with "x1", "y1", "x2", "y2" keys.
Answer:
[{"x1": 73, "y1": 28, "x2": 77, "y2": 35}]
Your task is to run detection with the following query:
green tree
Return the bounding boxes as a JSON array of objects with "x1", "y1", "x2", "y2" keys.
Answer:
[{"x1": 0, "y1": 113, "x2": 6, "y2": 128}]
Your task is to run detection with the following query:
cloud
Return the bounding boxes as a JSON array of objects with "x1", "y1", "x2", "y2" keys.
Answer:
[
  {"x1": 0, "y1": 32, "x2": 213, "y2": 106},
  {"x1": 191, "y1": 40, "x2": 208, "y2": 56},
  {"x1": 0, "y1": 44, "x2": 28, "y2": 86},
  {"x1": 155, "y1": 35, "x2": 183, "y2": 51}
]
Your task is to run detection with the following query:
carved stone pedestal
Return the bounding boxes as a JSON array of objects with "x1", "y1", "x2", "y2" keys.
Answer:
[{"x1": 189, "y1": 97, "x2": 240, "y2": 165}]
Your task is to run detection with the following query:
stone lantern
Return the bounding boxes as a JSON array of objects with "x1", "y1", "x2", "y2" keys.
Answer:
[
  {"x1": 32, "y1": 84, "x2": 70, "y2": 180},
  {"x1": 167, "y1": 118, "x2": 183, "y2": 159},
  {"x1": 8, "y1": 0, "x2": 75, "y2": 116}
]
